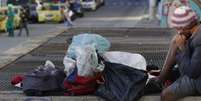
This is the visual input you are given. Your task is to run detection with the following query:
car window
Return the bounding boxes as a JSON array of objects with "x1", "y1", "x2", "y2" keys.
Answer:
[
  {"x1": 0, "y1": 10, "x2": 7, "y2": 20},
  {"x1": 49, "y1": 5, "x2": 60, "y2": 10},
  {"x1": 0, "y1": 11, "x2": 6, "y2": 15},
  {"x1": 41, "y1": 6, "x2": 49, "y2": 10},
  {"x1": 82, "y1": 0, "x2": 93, "y2": 2}
]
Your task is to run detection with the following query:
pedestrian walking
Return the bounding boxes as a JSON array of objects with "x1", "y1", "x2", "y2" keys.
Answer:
[
  {"x1": 6, "y1": 4, "x2": 15, "y2": 37},
  {"x1": 18, "y1": 6, "x2": 29, "y2": 37},
  {"x1": 61, "y1": 1, "x2": 73, "y2": 27},
  {"x1": 149, "y1": 0, "x2": 161, "y2": 20}
]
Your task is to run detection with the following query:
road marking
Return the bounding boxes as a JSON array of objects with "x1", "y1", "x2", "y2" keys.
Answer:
[
  {"x1": 24, "y1": 98, "x2": 51, "y2": 101},
  {"x1": 107, "y1": 1, "x2": 143, "y2": 6},
  {"x1": 79, "y1": 15, "x2": 149, "y2": 21}
]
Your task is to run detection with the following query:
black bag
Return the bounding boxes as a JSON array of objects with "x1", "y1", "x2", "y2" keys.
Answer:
[
  {"x1": 22, "y1": 66, "x2": 66, "y2": 96},
  {"x1": 144, "y1": 78, "x2": 162, "y2": 95},
  {"x1": 95, "y1": 62, "x2": 148, "y2": 101}
]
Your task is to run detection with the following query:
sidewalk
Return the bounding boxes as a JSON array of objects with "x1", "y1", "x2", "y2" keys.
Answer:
[
  {"x1": 0, "y1": 24, "x2": 63, "y2": 53},
  {"x1": 0, "y1": 24, "x2": 65, "y2": 69},
  {"x1": 135, "y1": 17, "x2": 161, "y2": 28}
]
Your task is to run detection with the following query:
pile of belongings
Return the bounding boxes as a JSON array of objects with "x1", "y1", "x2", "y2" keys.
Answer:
[
  {"x1": 10, "y1": 33, "x2": 163, "y2": 101},
  {"x1": 63, "y1": 33, "x2": 148, "y2": 101}
]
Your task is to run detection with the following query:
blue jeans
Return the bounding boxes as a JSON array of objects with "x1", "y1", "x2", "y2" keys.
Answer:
[
  {"x1": 7, "y1": 28, "x2": 14, "y2": 37},
  {"x1": 64, "y1": 20, "x2": 73, "y2": 27}
]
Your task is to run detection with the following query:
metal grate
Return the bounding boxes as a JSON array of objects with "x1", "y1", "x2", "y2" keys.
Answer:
[
  {"x1": 0, "y1": 28, "x2": 172, "y2": 91},
  {"x1": 0, "y1": 73, "x2": 24, "y2": 91}
]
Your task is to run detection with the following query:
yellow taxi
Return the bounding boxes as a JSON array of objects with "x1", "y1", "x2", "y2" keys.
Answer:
[
  {"x1": 0, "y1": 6, "x2": 21, "y2": 32},
  {"x1": 0, "y1": 7, "x2": 7, "y2": 31},
  {"x1": 37, "y1": 3, "x2": 66, "y2": 23}
]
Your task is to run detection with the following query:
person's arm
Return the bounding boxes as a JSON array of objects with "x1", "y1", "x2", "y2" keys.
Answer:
[
  {"x1": 183, "y1": 45, "x2": 201, "y2": 79},
  {"x1": 159, "y1": 35, "x2": 179, "y2": 82}
]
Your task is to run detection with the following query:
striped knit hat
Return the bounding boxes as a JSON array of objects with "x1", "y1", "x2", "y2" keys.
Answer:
[{"x1": 170, "y1": 6, "x2": 198, "y2": 28}]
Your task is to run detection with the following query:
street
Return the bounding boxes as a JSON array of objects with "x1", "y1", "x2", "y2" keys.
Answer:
[{"x1": 74, "y1": 0, "x2": 149, "y2": 27}]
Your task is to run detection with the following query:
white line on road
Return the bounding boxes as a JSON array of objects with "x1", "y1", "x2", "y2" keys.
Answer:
[{"x1": 80, "y1": 15, "x2": 149, "y2": 21}]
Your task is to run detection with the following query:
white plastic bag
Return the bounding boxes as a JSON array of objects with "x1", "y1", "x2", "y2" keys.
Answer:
[
  {"x1": 45, "y1": 60, "x2": 55, "y2": 69},
  {"x1": 75, "y1": 46, "x2": 105, "y2": 77},
  {"x1": 68, "y1": 10, "x2": 74, "y2": 17},
  {"x1": 103, "y1": 51, "x2": 147, "y2": 71},
  {"x1": 67, "y1": 33, "x2": 111, "y2": 59},
  {"x1": 63, "y1": 56, "x2": 76, "y2": 76}
]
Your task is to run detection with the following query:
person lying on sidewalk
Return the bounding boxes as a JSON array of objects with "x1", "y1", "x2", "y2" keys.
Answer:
[{"x1": 156, "y1": 6, "x2": 201, "y2": 101}]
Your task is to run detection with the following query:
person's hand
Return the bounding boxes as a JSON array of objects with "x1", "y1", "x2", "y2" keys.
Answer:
[
  {"x1": 149, "y1": 70, "x2": 161, "y2": 76},
  {"x1": 175, "y1": 34, "x2": 186, "y2": 51}
]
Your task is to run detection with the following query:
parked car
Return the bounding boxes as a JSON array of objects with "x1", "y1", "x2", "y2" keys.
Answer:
[
  {"x1": 0, "y1": 8, "x2": 7, "y2": 31},
  {"x1": 7, "y1": 0, "x2": 29, "y2": 5},
  {"x1": 80, "y1": 0, "x2": 104, "y2": 11},
  {"x1": 37, "y1": 3, "x2": 66, "y2": 23},
  {"x1": 0, "y1": 6, "x2": 21, "y2": 32}
]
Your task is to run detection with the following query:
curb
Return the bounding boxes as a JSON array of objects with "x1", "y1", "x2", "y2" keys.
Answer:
[{"x1": 0, "y1": 94, "x2": 199, "y2": 101}]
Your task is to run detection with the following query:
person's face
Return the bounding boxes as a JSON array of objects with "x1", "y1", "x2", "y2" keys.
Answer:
[
  {"x1": 176, "y1": 27, "x2": 191, "y2": 36},
  {"x1": 175, "y1": 24, "x2": 194, "y2": 38}
]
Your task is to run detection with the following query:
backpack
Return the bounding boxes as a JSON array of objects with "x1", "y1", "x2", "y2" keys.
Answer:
[{"x1": 22, "y1": 65, "x2": 66, "y2": 96}]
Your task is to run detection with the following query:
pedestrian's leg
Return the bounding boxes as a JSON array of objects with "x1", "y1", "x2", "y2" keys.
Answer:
[
  {"x1": 64, "y1": 20, "x2": 68, "y2": 26},
  {"x1": 149, "y1": 0, "x2": 157, "y2": 20},
  {"x1": 24, "y1": 23, "x2": 29, "y2": 36},
  {"x1": 67, "y1": 17, "x2": 73, "y2": 26},
  {"x1": 8, "y1": 28, "x2": 14, "y2": 37},
  {"x1": 11, "y1": 28, "x2": 14, "y2": 37},
  {"x1": 7, "y1": 28, "x2": 11, "y2": 37},
  {"x1": 66, "y1": 15, "x2": 73, "y2": 26},
  {"x1": 18, "y1": 24, "x2": 23, "y2": 36}
]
